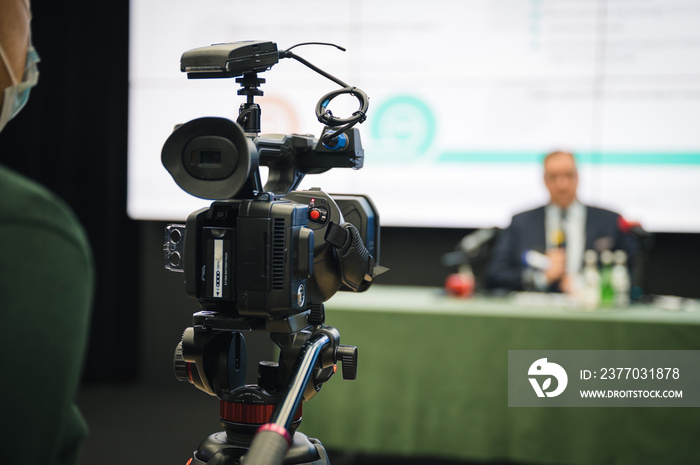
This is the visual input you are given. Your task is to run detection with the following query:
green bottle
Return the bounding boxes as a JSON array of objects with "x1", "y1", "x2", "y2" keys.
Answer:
[{"x1": 599, "y1": 250, "x2": 614, "y2": 306}]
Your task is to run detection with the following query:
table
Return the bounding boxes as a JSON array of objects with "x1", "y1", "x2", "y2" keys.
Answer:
[{"x1": 298, "y1": 286, "x2": 700, "y2": 465}]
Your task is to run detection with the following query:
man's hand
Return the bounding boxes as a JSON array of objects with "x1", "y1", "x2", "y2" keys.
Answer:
[{"x1": 544, "y1": 248, "x2": 567, "y2": 286}]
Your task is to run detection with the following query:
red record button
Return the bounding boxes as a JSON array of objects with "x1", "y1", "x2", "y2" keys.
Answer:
[{"x1": 310, "y1": 209, "x2": 321, "y2": 220}]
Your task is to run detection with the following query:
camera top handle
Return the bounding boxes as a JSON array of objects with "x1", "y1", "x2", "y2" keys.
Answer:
[{"x1": 181, "y1": 40, "x2": 369, "y2": 142}]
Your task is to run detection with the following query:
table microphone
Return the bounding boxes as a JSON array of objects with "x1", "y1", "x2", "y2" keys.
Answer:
[
  {"x1": 617, "y1": 216, "x2": 651, "y2": 239},
  {"x1": 521, "y1": 250, "x2": 550, "y2": 270}
]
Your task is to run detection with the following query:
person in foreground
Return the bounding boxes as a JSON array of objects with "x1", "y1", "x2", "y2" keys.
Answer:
[
  {"x1": 485, "y1": 150, "x2": 636, "y2": 294},
  {"x1": 0, "y1": 1, "x2": 94, "y2": 464}
]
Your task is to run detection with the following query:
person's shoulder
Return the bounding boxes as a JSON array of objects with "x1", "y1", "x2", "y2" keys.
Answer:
[
  {"x1": 0, "y1": 165, "x2": 74, "y2": 223},
  {"x1": 585, "y1": 204, "x2": 621, "y2": 221},
  {"x1": 512, "y1": 205, "x2": 545, "y2": 223},
  {"x1": 0, "y1": 165, "x2": 90, "y2": 253}
]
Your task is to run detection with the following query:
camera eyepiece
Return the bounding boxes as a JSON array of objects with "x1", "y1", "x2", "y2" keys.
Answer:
[{"x1": 162, "y1": 117, "x2": 259, "y2": 200}]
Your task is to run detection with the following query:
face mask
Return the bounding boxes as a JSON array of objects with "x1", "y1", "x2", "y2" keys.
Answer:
[{"x1": 0, "y1": 41, "x2": 40, "y2": 133}]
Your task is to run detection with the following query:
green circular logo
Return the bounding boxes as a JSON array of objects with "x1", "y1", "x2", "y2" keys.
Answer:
[{"x1": 371, "y1": 95, "x2": 436, "y2": 162}]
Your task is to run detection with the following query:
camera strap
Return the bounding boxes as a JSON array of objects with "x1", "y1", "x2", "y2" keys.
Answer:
[{"x1": 324, "y1": 222, "x2": 375, "y2": 292}]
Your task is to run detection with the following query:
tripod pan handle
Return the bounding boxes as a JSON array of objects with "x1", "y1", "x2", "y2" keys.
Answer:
[{"x1": 242, "y1": 424, "x2": 290, "y2": 465}]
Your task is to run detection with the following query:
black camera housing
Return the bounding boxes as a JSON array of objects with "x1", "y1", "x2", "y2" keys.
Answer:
[
  {"x1": 171, "y1": 189, "x2": 378, "y2": 322},
  {"x1": 162, "y1": 41, "x2": 382, "y2": 327}
]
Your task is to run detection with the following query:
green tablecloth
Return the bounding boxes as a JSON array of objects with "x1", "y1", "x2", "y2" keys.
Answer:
[{"x1": 298, "y1": 286, "x2": 700, "y2": 465}]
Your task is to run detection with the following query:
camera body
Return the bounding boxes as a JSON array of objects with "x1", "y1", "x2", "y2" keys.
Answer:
[
  {"x1": 178, "y1": 196, "x2": 315, "y2": 318},
  {"x1": 165, "y1": 188, "x2": 378, "y2": 321},
  {"x1": 162, "y1": 103, "x2": 380, "y2": 325}
]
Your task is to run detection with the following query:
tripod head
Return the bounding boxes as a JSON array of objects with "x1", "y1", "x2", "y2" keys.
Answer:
[
  {"x1": 172, "y1": 308, "x2": 356, "y2": 464},
  {"x1": 173, "y1": 308, "x2": 357, "y2": 401}
]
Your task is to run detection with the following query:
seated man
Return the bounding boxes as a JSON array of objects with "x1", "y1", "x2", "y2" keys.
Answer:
[{"x1": 485, "y1": 151, "x2": 636, "y2": 293}]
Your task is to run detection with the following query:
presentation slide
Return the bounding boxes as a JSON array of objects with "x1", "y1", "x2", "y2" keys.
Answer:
[{"x1": 128, "y1": 0, "x2": 700, "y2": 232}]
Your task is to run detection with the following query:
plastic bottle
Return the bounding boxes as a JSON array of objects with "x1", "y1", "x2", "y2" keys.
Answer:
[
  {"x1": 580, "y1": 249, "x2": 601, "y2": 310},
  {"x1": 611, "y1": 250, "x2": 631, "y2": 307},
  {"x1": 599, "y1": 250, "x2": 615, "y2": 306}
]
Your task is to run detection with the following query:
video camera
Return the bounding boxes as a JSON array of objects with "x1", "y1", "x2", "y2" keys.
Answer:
[
  {"x1": 161, "y1": 41, "x2": 385, "y2": 465},
  {"x1": 163, "y1": 41, "x2": 382, "y2": 324}
]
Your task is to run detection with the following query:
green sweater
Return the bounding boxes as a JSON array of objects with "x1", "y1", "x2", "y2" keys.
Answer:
[{"x1": 0, "y1": 165, "x2": 94, "y2": 465}]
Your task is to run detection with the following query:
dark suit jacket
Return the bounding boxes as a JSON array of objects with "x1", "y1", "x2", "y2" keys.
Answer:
[{"x1": 485, "y1": 205, "x2": 637, "y2": 292}]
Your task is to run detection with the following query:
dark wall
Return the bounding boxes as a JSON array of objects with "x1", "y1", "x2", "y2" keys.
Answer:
[
  {"x1": 0, "y1": 1, "x2": 139, "y2": 382},
  {"x1": 1, "y1": 0, "x2": 698, "y2": 385}
]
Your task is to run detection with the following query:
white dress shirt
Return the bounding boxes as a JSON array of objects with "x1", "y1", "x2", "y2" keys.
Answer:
[{"x1": 533, "y1": 200, "x2": 587, "y2": 290}]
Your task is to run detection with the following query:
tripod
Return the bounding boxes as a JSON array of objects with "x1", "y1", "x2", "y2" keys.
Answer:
[{"x1": 173, "y1": 305, "x2": 357, "y2": 465}]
